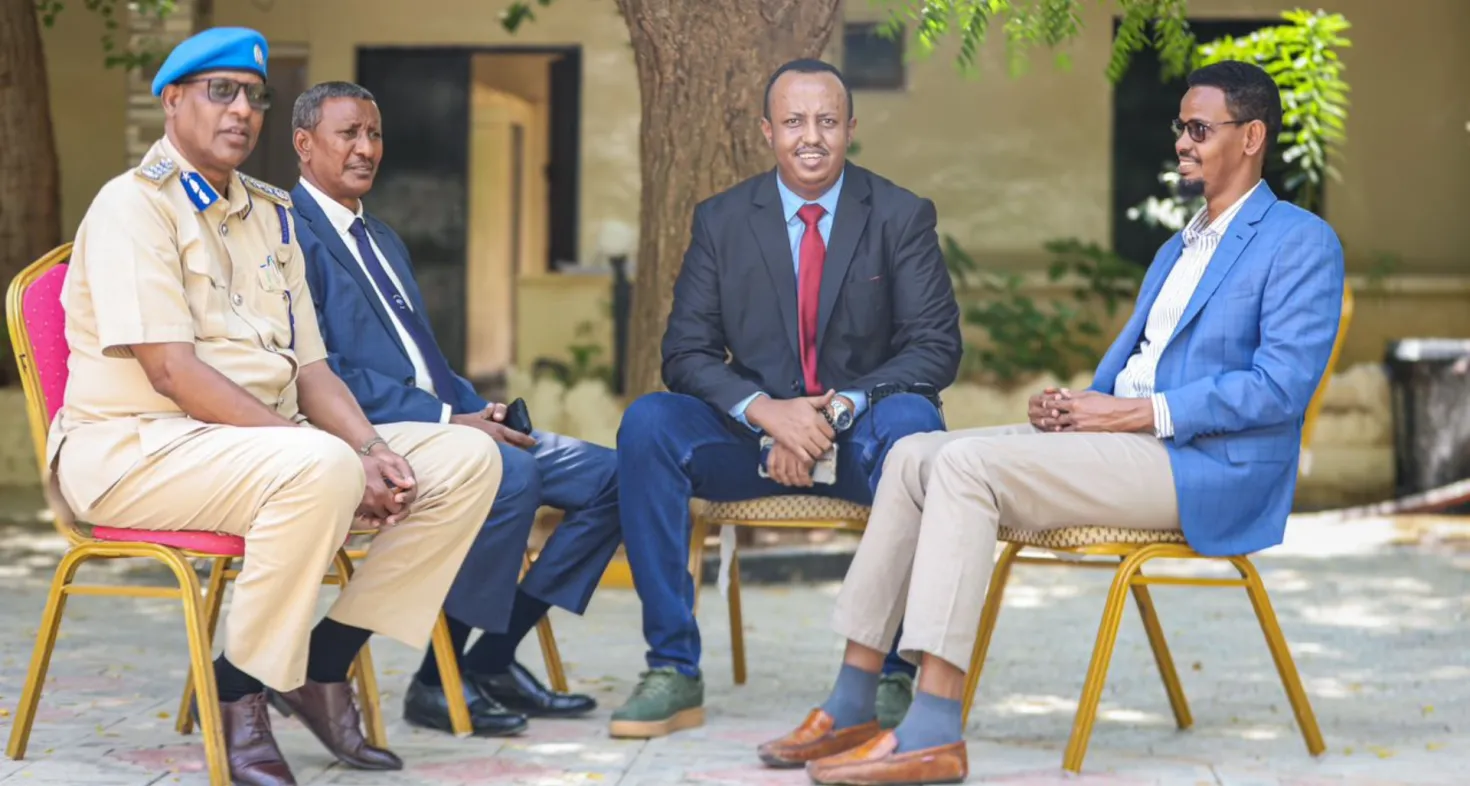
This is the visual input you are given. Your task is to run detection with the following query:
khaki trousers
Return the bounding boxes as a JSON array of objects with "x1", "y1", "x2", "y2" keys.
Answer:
[
  {"x1": 74, "y1": 421, "x2": 500, "y2": 692},
  {"x1": 831, "y1": 424, "x2": 1180, "y2": 670}
]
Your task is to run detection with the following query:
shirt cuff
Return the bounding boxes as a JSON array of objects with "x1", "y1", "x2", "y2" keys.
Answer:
[
  {"x1": 840, "y1": 390, "x2": 868, "y2": 420},
  {"x1": 729, "y1": 391, "x2": 766, "y2": 432},
  {"x1": 440, "y1": 402, "x2": 453, "y2": 424},
  {"x1": 1151, "y1": 393, "x2": 1174, "y2": 439}
]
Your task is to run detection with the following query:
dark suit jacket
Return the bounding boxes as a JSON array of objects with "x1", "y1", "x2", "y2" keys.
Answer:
[
  {"x1": 661, "y1": 162, "x2": 962, "y2": 413},
  {"x1": 291, "y1": 183, "x2": 487, "y2": 424}
]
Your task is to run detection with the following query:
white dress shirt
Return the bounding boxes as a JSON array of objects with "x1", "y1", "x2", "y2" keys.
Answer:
[
  {"x1": 297, "y1": 178, "x2": 452, "y2": 423},
  {"x1": 1114, "y1": 180, "x2": 1261, "y2": 439}
]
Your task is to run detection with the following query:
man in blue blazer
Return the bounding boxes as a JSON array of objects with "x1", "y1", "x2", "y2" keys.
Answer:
[
  {"x1": 288, "y1": 81, "x2": 618, "y2": 736},
  {"x1": 760, "y1": 61, "x2": 1345, "y2": 784}
]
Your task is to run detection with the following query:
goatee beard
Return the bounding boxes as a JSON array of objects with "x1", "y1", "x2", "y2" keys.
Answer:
[{"x1": 1177, "y1": 177, "x2": 1205, "y2": 200}]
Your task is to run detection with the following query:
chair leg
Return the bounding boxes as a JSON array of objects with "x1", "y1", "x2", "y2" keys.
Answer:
[
  {"x1": 535, "y1": 616, "x2": 569, "y2": 693},
  {"x1": 1129, "y1": 573, "x2": 1193, "y2": 730},
  {"x1": 6, "y1": 548, "x2": 88, "y2": 760},
  {"x1": 960, "y1": 542, "x2": 1022, "y2": 728},
  {"x1": 159, "y1": 552, "x2": 231, "y2": 786},
  {"x1": 688, "y1": 514, "x2": 710, "y2": 617},
  {"x1": 1231, "y1": 556, "x2": 1326, "y2": 757},
  {"x1": 177, "y1": 556, "x2": 232, "y2": 735},
  {"x1": 430, "y1": 613, "x2": 474, "y2": 737},
  {"x1": 1061, "y1": 549, "x2": 1152, "y2": 774},
  {"x1": 728, "y1": 550, "x2": 746, "y2": 686},
  {"x1": 331, "y1": 550, "x2": 388, "y2": 748}
]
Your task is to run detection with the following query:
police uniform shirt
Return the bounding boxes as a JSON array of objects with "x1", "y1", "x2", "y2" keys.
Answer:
[{"x1": 49, "y1": 135, "x2": 327, "y2": 514}]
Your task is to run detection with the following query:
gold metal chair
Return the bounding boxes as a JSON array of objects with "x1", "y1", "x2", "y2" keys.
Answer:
[
  {"x1": 689, "y1": 496, "x2": 869, "y2": 684},
  {"x1": 959, "y1": 283, "x2": 1354, "y2": 773},
  {"x1": 2, "y1": 246, "x2": 369, "y2": 783}
]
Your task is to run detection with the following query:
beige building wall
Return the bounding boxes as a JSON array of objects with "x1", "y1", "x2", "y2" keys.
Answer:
[{"x1": 39, "y1": 0, "x2": 1470, "y2": 370}]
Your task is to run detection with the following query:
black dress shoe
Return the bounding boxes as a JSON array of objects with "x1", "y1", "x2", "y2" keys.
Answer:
[
  {"x1": 402, "y1": 675, "x2": 528, "y2": 737},
  {"x1": 467, "y1": 662, "x2": 597, "y2": 719}
]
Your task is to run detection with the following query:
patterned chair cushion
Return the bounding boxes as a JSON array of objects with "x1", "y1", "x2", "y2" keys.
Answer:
[
  {"x1": 999, "y1": 526, "x2": 1189, "y2": 550},
  {"x1": 697, "y1": 495, "x2": 871, "y2": 525},
  {"x1": 22, "y1": 263, "x2": 70, "y2": 422}
]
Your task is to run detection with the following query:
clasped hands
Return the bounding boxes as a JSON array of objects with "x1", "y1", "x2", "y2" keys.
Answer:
[
  {"x1": 357, "y1": 442, "x2": 418, "y2": 529},
  {"x1": 747, "y1": 390, "x2": 844, "y2": 488},
  {"x1": 1028, "y1": 387, "x2": 1154, "y2": 434}
]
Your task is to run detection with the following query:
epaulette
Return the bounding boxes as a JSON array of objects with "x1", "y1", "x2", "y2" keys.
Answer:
[
  {"x1": 238, "y1": 173, "x2": 292, "y2": 207},
  {"x1": 133, "y1": 156, "x2": 178, "y2": 187}
]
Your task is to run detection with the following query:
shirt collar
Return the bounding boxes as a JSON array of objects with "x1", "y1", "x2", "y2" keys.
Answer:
[
  {"x1": 1182, "y1": 179, "x2": 1261, "y2": 247},
  {"x1": 157, "y1": 135, "x2": 252, "y2": 217},
  {"x1": 297, "y1": 176, "x2": 365, "y2": 236},
  {"x1": 777, "y1": 169, "x2": 844, "y2": 224}
]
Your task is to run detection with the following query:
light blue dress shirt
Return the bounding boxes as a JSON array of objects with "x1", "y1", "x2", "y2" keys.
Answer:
[{"x1": 729, "y1": 172, "x2": 868, "y2": 431}]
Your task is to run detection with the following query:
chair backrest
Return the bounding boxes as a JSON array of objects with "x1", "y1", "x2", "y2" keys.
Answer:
[
  {"x1": 6, "y1": 245, "x2": 76, "y2": 535},
  {"x1": 1298, "y1": 281, "x2": 1355, "y2": 474}
]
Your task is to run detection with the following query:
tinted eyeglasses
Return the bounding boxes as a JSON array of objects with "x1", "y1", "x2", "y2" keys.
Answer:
[
  {"x1": 179, "y1": 77, "x2": 273, "y2": 111},
  {"x1": 1171, "y1": 117, "x2": 1253, "y2": 143}
]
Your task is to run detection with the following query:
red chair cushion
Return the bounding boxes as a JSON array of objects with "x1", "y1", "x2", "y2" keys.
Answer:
[
  {"x1": 21, "y1": 263, "x2": 71, "y2": 423},
  {"x1": 91, "y1": 526, "x2": 246, "y2": 557}
]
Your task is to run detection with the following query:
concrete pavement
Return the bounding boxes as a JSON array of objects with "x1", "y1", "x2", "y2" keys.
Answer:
[{"x1": 0, "y1": 515, "x2": 1467, "y2": 784}]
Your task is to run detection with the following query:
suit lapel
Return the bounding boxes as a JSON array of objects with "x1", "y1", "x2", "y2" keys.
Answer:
[
  {"x1": 816, "y1": 166, "x2": 870, "y2": 349},
  {"x1": 1167, "y1": 184, "x2": 1276, "y2": 344},
  {"x1": 291, "y1": 184, "x2": 407, "y2": 357},
  {"x1": 749, "y1": 172, "x2": 801, "y2": 363}
]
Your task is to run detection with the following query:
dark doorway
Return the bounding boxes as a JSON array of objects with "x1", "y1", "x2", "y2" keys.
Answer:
[
  {"x1": 355, "y1": 46, "x2": 582, "y2": 370},
  {"x1": 240, "y1": 52, "x2": 308, "y2": 190},
  {"x1": 1110, "y1": 18, "x2": 1310, "y2": 267}
]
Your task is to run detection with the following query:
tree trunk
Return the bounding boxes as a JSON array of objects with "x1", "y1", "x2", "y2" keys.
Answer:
[
  {"x1": 614, "y1": 0, "x2": 840, "y2": 399},
  {"x1": 0, "y1": 2, "x2": 61, "y2": 386}
]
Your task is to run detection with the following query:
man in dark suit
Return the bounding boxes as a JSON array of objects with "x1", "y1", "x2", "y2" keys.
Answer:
[
  {"x1": 288, "y1": 81, "x2": 619, "y2": 737},
  {"x1": 608, "y1": 60, "x2": 962, "y2": 739}
]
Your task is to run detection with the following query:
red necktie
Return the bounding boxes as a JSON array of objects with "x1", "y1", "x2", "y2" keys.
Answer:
[{"x1": 796, "y1": 203, "x2": 827, "y2": 395}]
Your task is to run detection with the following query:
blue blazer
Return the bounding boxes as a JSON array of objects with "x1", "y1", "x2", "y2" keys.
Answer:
[
  {"x1": 1089, "y1": 184, "x2": 1345, "y2": 557},
  {"x1": 291, "y1": 183, "x2": 487, "y2": 424}
]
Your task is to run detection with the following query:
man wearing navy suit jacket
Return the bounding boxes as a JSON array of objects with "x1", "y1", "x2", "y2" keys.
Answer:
[
  {"x1": 760, "y1": 61, "x2": 1346, "y2": 785},
  {"x1": 288, "y1": 82, "x2": 617, "y2": 736},
  {"x1": 606, "y1": 60, "x2": 963, "y2": 740}
]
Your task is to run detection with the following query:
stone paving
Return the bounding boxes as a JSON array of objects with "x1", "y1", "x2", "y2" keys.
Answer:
[{"x1": 0, "y1": 516, "x2": 1467, "y2": 785}]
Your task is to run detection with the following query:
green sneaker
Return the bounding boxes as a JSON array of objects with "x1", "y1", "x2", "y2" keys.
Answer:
[
  {"x1": 608, "y1": 667, "x2": 705, "y2": 738},
  {"x1": 875, "y1": 672, "x2": 914, "y2": 729}
]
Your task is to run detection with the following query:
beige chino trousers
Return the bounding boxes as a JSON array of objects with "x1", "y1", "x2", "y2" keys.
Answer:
[
  {"x1": 70, "y1": 421, "x2": 500, "y2": 692},
  {"x1": 831, "y1": 424, "x2": 1181, "y2": 670}
]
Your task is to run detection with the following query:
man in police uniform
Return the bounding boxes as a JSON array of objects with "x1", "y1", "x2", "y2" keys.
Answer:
[{"x1": 49, "y1": 27, "x2": 500, "y2": 786}]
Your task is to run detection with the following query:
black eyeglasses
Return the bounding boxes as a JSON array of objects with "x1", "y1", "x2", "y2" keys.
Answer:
[
  {"x1": 178, "y1": 77, "x2": 273, "y2": 111},
  {"x1": 1171, "y1": 117, "x2": 1254, "y2": 143}
]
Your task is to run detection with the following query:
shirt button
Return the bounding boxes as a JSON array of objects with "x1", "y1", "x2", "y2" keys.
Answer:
[
  {"x1": 232, "y1": 293, "x2": 243, "y2": 306},
  {"x1": 219, "y1": 224, "x2": 229, "y2": 237}
]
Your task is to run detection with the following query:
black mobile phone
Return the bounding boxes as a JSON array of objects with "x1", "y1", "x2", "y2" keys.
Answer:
[{"x1": 503, "y1": 398, "x2": 533, "y2": 435}]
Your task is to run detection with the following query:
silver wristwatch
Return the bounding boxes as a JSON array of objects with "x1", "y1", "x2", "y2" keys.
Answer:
[{"x1": 825, "y1": 398, "x2": 854, "y2": 432}]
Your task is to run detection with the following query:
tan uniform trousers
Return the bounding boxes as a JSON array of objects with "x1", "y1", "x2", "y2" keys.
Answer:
[
  {"x1": 76, "y1": 421, "x2": 499, "y2": 692},
  {"x1": 831, "y1": 424, "x2": 1181, "y2": 671}
]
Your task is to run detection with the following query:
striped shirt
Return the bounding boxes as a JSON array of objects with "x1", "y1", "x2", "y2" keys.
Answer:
[{"x1": 1115, "y1": 180, "x2": 1261, "y2": 439}]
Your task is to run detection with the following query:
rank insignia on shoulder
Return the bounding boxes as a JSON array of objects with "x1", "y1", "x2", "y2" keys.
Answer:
[
  {"x1": 238, "y1": 173, "x2": 292, "y2": 207},
  {"x1": 134, "y1": 157, "x2": 178, "y2": 185}
]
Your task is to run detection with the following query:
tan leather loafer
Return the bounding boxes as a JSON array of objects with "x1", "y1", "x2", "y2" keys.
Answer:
[
  {"x1": 756, "y1": 708, "x2": 881, "y2": 768},
  {"x1": 806, "y1": 731, "x2": 967, "y2": 785}
]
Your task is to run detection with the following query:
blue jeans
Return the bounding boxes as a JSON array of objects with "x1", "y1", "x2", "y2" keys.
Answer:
[
  {"x1": 442, "y1": 430, "x2": 622, "y2": 633},
  {"x1": 616, "y1": 392, "x2": 945, "y2": 677}
]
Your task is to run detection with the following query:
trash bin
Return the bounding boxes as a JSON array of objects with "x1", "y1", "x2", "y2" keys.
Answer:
[{"x1": 1384, "y1": 338, "x2": 1470, "y2": 513}]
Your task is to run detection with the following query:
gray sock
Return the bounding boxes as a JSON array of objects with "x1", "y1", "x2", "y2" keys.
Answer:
[
  {"x1": 892, "y1": 690, "x2": 963, "y2": 752},
  {"x1": 818, "y1": 663, "x2": 880, "y2": 729}
]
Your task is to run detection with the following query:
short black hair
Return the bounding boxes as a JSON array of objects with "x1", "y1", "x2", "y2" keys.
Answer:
[
  {"x1": 1185, "y1": 60, "x2": 1282, "y2": 148},
  {"x1": 292, "y1": 81, "x2": 376, "y2": 132},
  {"x1": 763, "y1": 59, "x2": 853, "y2": 121}
]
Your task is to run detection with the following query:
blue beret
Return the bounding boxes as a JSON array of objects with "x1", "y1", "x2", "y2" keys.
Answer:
[{"x1": 151, "y1": 27, "x2": 269, "y2": 96}]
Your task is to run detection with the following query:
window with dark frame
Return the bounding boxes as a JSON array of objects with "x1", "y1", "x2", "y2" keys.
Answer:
[{"x1": 843, "y1": 22, "x2": 906, "y2": 90}]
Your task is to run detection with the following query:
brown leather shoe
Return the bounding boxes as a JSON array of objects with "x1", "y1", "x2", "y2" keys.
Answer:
[
  {"x1": 268, "y1": 680, "x2": 402, "y2": 771},
  {"x1": 806, "y1": 731, "x2": 967, "y2": 785},
  {"x1": 757, "y1": 708, "x2": 881, "y2": 768},
  {"x1": 220, "y1": 693, "x2": 296, "y2": 786}
]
